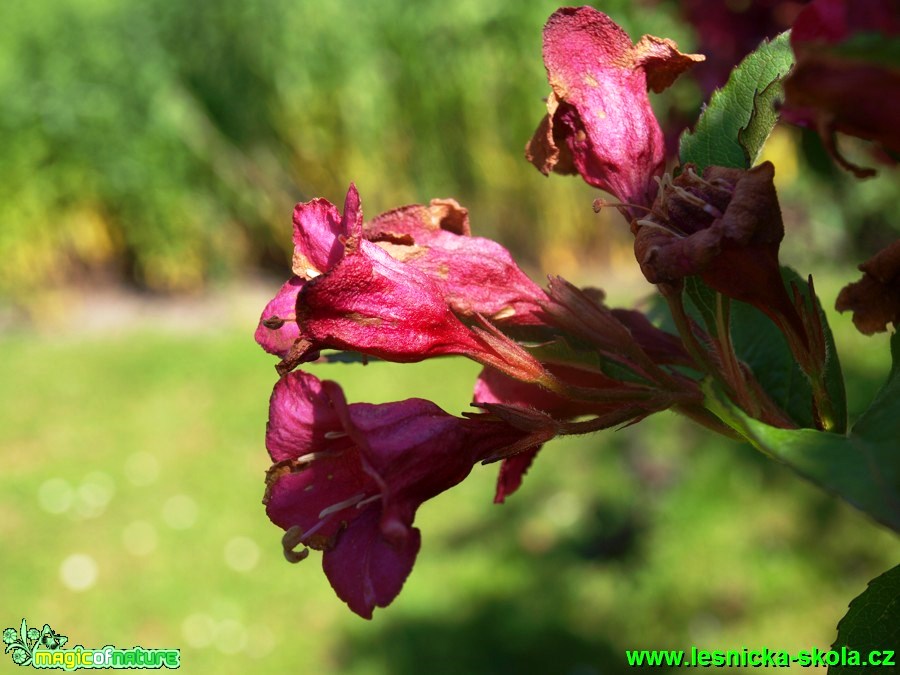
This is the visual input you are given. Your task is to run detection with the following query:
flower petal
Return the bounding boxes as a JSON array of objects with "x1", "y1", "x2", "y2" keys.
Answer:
[
  {"x1": 366, "y1": 200, "x2": 547, "y2": 324},
  {"x1": 322, "y1": 508, "x2": 421, "y2": 619},
  {"x1": 495, "y1": 449, "x2": 539, "y2": 504},
  {"x1": 255, "y1": 276, "x2": 305, "y2": 357},
  {"x1": 527, "y1": 6, "x2": 701, "y2": 206},
  {"x1": 265, "y1": 453, "x2": 374, "y2": 550},
  {"x1": 265, "y1": 370, "x2": 343, "y2": 462},
  {"x1": 297, "y1": 240, "x2": 489, "y2": 361},
  {"x1": 291, "y1": 200, "x2": 344, "y2": 279},
  {"x1": 836, "y1": 240, "x2": 900, "y2": 335}
]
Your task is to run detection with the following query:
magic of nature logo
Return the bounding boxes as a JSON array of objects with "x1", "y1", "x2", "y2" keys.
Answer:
[{"x1": 4, "y1": 618, "x2": 180, "y2": 670}]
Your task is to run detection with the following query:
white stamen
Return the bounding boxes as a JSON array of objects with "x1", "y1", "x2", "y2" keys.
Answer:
[
  {"x1": 300, "y1": 517, "x2": 330, "y2": 541},
  {"x1": 671, "y1": 185, "x2": 708, "y2": 207},
  {"x1": 295, "y1": 451, "x2": 340, "y2": 464},
  {"x1": 355, "y1": 494, "x2": 381, "y2": 509},
  {"x1": 323, "y1": 431, "x2": 348, "y2": 440},
  {"x1": 318, "y1": 493, "x2": 366, "y2": 519},
  {"x1": 492, "y1": 307, "x2": 516, "y2": 321}
]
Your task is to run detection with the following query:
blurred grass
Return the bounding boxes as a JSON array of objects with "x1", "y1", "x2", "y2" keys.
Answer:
[{"x1": 1, "y1": 288, "x2": 898, "y2": 674}]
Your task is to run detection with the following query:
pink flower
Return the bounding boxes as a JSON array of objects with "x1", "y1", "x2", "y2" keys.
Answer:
[
  {"x1": 264, "y1": 371, "x2": 534, "y2": 618},
  {"x1": 256, "y1": 185, "x2": 552, "y2": 385},
  {"x1": 365, "y1": 200, "x2": 548, "y2": 325},
  {"x1": 254, "y1": 189, "x2": 357, "y2": 357},
  {"x1": 294, "y1": 239, "x2": 550, "y2": 383},
  {"x1": 526, "y1": 6, "x2": 702, "y2": 207}
]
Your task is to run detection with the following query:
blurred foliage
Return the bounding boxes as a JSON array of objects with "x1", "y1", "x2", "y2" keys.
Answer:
[
  {"x1": 0, "y1": 0, "x2": 687, "y2": 301},
  {"x1": 1, "y1": 0, "x2": 897, "y2": 305}
]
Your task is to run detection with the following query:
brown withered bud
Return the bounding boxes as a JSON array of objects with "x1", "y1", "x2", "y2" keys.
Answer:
[
  {"x1": 632, "y1": 161, "x2": 804, "y2": 340},
  {"x1": 836, "y1": 240, "x2": 900, "y2": 335}
]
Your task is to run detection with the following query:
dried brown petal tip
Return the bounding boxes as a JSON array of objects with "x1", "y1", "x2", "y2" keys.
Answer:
[{"x1": 836, "y1": 240, "x2": 900, "y2": 335}]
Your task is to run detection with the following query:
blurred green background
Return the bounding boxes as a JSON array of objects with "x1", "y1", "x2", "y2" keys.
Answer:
[{"x1": 2, "y1": 0, "x2": 899, "y2": 673}]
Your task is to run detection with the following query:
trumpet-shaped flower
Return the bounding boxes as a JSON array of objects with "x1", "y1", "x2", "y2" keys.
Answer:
[
  {"x1": 264, "y1": 371, "x2": 534, "y2": 618},
  {"x1": 526, "y1": 6, "x2": 702, "y2": 207}
]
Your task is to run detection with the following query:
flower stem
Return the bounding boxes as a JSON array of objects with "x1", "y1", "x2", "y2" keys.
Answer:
[{"x1": 715, "y1": 293, "x2": 759, "y2": 417}]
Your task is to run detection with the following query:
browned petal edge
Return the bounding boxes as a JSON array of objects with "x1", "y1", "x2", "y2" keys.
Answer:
[
  {"x1": 428, "y1": 198, "x2": 469, "y2": 235},
  {"x1": 365, "y1": 199, "x2": 470, "y2": 239},
  {"x1": 263, "y1": 459, "x2": 302, "y2": 504},
  {"x1": 836, "y1": 240, "x2": 900, "y2": 335},
  {"x1": 263, "y1": 459, "x2": 344, "y2": 551},
  {"x1": 525, "y1": 93, "x2": 577, "y2": 177},
  {"x1": 631, "y1": 35, "x2": 705, "y2": 93}
]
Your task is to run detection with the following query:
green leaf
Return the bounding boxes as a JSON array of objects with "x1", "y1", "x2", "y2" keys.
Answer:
[
  {"x1": 829, "y1": 564, "x2": 900, "y2": 675},
  {"x1": 680, "y1": 31, "x2": 794, "y2": 170},
  {"x1": 683, "y1": 276, "x2": 718, "y2": 336},
  {"x1": 681, "y1": 267, "x2": 846, "y2": 431},
  {"x1": 729, "y1": 293, "x2": 817, "y2": 429},
  {"x1": 705, "y1": 333, "x2": 900, "y2": 532}
]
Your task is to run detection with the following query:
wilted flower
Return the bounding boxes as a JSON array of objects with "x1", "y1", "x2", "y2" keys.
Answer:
[
  {"x1": 782, "y1": 0, "x2": 900, "y2": 176},
  {"x1": 632, "y1": 161, "x2": 805, "y2": 336},
  {"x1": 526, "y1": 6, "x2": 702, "y2": 208},
  {"x1": 836, "y1": 240, "x2": 900, "y2": 334}
]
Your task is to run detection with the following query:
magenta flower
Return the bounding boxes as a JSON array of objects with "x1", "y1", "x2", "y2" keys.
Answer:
[
  {"x1": 256, "y1": 185, "x2": 552, "y2": 385},
  {"x1": 254, "y1": 189, "x2": 358, "y2": 357},
  {"x1": 365, "y1": 200, "x2": 548, "y2": 325},
  {"x1": 295, "y1": 239, "x2": 550, "y2": 383},
  {"x1": 526, "y1": 6, "x2": 702, "y2": 207},
  {"x1": 253, "y1": 6, "x2": 813, "y2": 621},
  {"x1": 264, "y1": 370, "x2": 534, "y2": 618}
]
